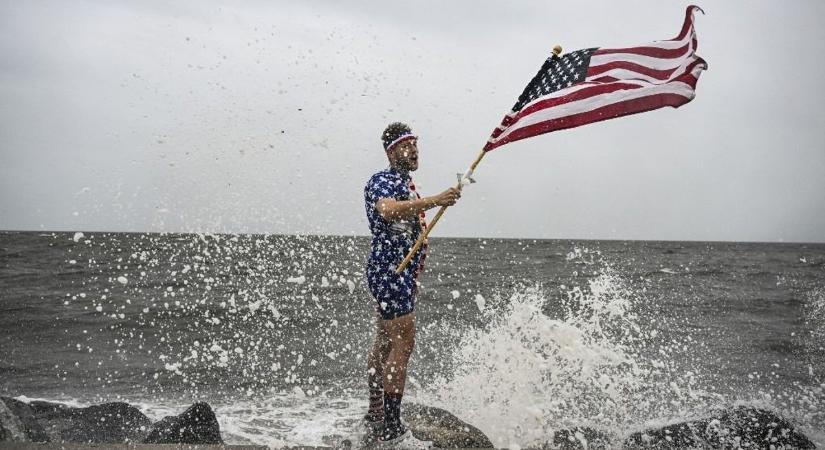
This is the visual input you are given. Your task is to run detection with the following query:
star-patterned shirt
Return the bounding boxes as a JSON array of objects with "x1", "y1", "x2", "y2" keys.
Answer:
[{"x1": 364, "y1": 167, "x2": 425, "y2": 273}]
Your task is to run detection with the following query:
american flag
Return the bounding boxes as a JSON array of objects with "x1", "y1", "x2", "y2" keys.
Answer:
[{"x1": 484, "y1": 5, "x2": 708, "y2": 152}]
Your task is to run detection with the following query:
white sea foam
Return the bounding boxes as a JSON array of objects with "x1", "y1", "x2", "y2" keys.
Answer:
[
  {"x1": 565, "y1": 247, "x2": 600, "y2": 264},
  {"x1": 14, "y1": 395, "x2": 87, "y2": 409},
  {"x1": 807, "y1": 287, "x2": 825, "y2": 351},
  {"x1": 474, "y1": 294, "x2": 486, "y2": 312},
  {"x1": 286, "y1": 275, "x2": 306, "y2": 284},
  {"x1": 131, "y1": 390, "x2": 365, "y2": 448},
  {"x1": 421, "y1": 265, "x2": 700, "y2": 447}
]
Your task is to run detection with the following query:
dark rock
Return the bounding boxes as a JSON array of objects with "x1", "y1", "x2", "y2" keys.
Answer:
[
  {"x1": 404, "y1": 403, "x2": 493, "y2": 448},
  {"x1": 0, "y1": 397, "x2": 49, "y2": 442},
  {"x1": 550, "y1": 427, "x2": 611, "y2": 449},
  {"x1": 26, "y1": 400, "x2": 152, "y2": 443},
  {"x1": 143, "y1": 402, "x2": 222, "y2": 444},
  {"x1": 624, "y1": 406, "x2": 815, "y2": 449},
  {"x1": 1, "y1": 397, "x2": 223, "y2": 445}
]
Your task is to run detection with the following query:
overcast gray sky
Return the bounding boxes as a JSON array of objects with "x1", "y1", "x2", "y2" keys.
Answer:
[{"x1": 2, "y1": 0, "x2": 824, "y2": 242}]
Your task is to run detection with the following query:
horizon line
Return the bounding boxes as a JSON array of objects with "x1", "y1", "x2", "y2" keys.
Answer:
[{"x1": 2, "y1": 229, "x2": 823, "y2": 246}]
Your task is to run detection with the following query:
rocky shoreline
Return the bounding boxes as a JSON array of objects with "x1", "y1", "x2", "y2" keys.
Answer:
[
  {"x1": 0, "y1": 397, "x2": 222, "y2": 445},
  {"x1": 0, "y1": 396, "x2": 817, "y2": 448}
]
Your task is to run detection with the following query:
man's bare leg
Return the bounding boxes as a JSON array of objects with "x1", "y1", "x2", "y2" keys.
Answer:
[
  {"x1": 378, "y1": 313, "x2": 416, "y2": 437},
  {"x1": 365, "y1": 319, "x2": 391, "y2": 423}
]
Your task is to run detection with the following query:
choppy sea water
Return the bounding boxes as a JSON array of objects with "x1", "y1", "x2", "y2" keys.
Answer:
[{"x1": 1, "y1": 231, "x2": 823, "y2": 447}]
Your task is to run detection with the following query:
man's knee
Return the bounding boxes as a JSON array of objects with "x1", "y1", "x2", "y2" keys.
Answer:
[
  {"x1": 395, "y1": 332, "x2": 414, "y2": 353},
  {"x1": 380, "y1": 313, "x2": 416, "y2": 349},
  {"x1": 396, "y1": 326, "x2": 415, "y2": 357},
  {"x1": 402, "y1": 325, "x2": 416, "y2": 349}
]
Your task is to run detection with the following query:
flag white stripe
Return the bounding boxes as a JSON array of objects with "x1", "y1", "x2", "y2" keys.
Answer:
[
  {"x1": 493, "y1": 82, "x2": 609, "y2": 130},
  {"x1": 587, "y1": 54, "x2": 702, "y2": 84},
  {"x1": 587, "y1": 68, "x2": 675, "y2": 84},
  {"x1": 489, "y1": 81, "x2": 696, "y2": 145},
  {"x1": 589, "y1": 47, "x2": 694, "y2": 71}
]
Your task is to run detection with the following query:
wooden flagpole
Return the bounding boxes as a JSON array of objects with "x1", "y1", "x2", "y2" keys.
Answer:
[
  {"x1": 394, "y1": 148, "x2": 487, "y2": 275},
  {"x1": 394, "y1": 44, "x2": 563, "y2": 275}
]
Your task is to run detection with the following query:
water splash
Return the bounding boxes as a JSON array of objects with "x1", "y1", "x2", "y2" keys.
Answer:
[
  {"x1": 423, "y1": 252, "x2": 713, "y2": 447},
  {"x1": 806, "y1": 286, "x2": 825, "y2": 353}
]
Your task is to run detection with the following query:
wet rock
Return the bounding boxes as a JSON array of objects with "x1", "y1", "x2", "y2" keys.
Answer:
[
  {"x1": 404, "y1": 403, "x2": 493, "y2": 448},
  {"x1": 143, "y1": 402, "x2": 222, "y2": 444},
  {"x1": 26, "y1": 400, "x2": 152, "y2": 443},
  {"x1": 624, "y1": 406, "x2": 815, "y2": 449},
  {"x1": 1, "y1": 397, "x2": 225, "y2": 445},
  {"x1": 0, "y1": 397, "x2": 49, "y2": 442}
]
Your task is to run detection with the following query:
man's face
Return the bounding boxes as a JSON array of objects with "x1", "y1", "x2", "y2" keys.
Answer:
[{"x1": 392, "y1": 139, "x2": 419, "y2": 172}]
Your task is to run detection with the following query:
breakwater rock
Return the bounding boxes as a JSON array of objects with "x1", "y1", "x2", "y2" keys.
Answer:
[
  {"x1": 548, "y1": 407, "x2": 816, "y2": 449},
  {"x1": 624, "y1": 406, "x2": 816, "y2": 449},
  {"x1": 404, "y1": 403, "x2": 494, "y2": 448},
  {"x1": 2, "y1": 397, "x2": 816, "y2": 449},
  {"x1": 0, "y1": 397, "x2": 221, "y2": 445}
]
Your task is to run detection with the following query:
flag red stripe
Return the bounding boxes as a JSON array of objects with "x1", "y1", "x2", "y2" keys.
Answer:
[
  {"x1": 489, "y1": 82, "x2": 644, "y2": 140},
  {"x1": 673, "y1": 6, "x2": 703, "y2": 41},
  {"x1": 588, "y1": 76, "x2": 621, "y2": 83},
  {"x1": 675, "y1": 59, "x2": 706, "y2": 88},
  {"x1": 490, "y1": 82, "x2": 608, "y2": 134},
  {"x1": 586, "y1": 60, "x2": 682, "y2": 81},
  {"x1": 592, "y1": 42, "x2": 691, "y2": 59},
  {"x1": 484, "y1": 93, "x2": 692, "y2": 151}
]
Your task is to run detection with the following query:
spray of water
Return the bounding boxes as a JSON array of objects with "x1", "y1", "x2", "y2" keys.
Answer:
[{"x1": 423, "y1": 252, "x2": 717, "y2": 447}]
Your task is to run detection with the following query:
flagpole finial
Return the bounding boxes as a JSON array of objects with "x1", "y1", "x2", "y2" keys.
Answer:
[{"x1": 552, "y1": 45, "x2": 563, "y2": 57}]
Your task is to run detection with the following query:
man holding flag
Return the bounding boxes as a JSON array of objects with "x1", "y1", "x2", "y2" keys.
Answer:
[
  {"x1": 359, "y1": 5, "x2": 706, "y2": 447},
  {"x1": 361, "y1": 122, "x2": 460, "y2": 448}
]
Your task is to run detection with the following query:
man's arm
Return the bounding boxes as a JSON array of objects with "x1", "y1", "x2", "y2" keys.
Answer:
[{"x1": 376, "y1": 187, "x2": 461, "y2": 222}]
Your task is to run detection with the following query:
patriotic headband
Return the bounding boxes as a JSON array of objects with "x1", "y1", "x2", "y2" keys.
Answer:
[
  {"x1": 384, "y1": 133, "x2": 417, "y2": 152},
  {"x1": 382, "y1": 122, "x2": 417, "y2": 152}
]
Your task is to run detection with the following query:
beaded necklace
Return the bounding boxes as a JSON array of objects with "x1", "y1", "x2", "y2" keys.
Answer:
[{"x1": 408, "y1": 179, "x2": 429, "y2": 277}]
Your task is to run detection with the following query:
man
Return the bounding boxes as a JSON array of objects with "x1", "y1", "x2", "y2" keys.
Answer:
[{"x1": 362, "y1": 122, "x2": 460, "y2": 448}]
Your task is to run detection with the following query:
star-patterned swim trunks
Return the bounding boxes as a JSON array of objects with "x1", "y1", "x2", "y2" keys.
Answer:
[{"x1": 364, "y1": 168, "x2": 427, "y2": 320}]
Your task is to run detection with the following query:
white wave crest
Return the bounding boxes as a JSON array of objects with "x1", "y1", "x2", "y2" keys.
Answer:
[{"x1": 423, "y1": 267, "x2": 680, "y2": 447}]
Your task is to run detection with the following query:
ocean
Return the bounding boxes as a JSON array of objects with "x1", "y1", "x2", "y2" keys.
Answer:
[{"x1": 1, "y1": 231, "x2": 823, "y2": 447}]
